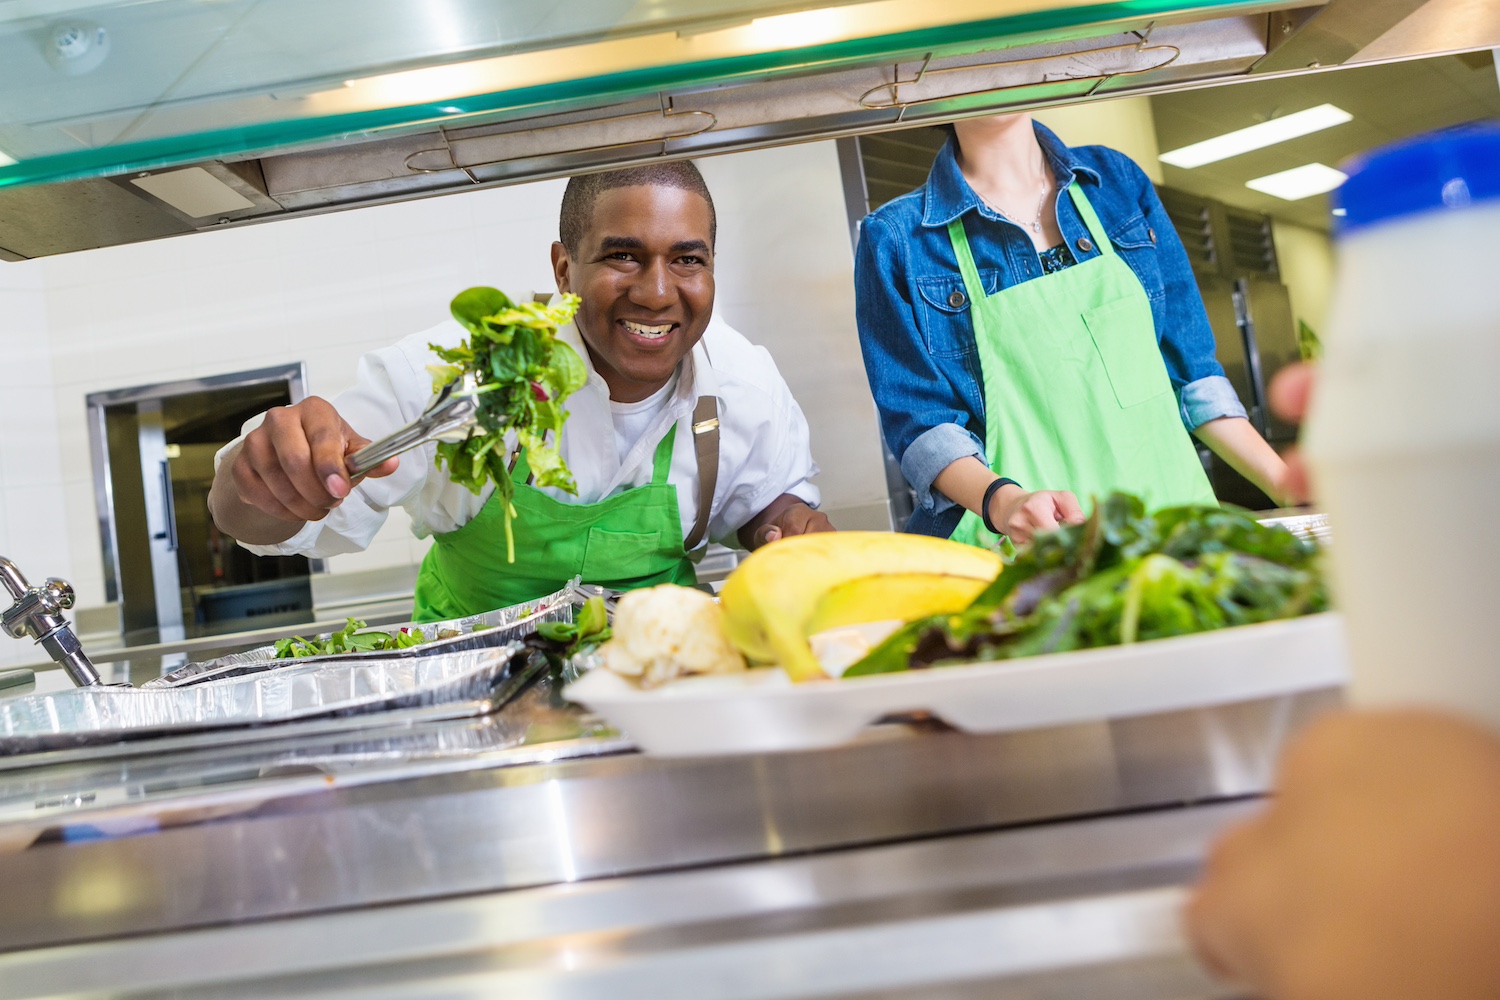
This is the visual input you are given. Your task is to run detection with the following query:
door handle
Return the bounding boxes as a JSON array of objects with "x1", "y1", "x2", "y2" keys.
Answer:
[{"x1": 158, "y1": 461, "x2": 178, "y2": 552}]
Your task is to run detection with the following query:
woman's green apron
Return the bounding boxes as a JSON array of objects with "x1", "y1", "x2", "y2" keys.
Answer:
[
  {"x1": 949, "y1": 183, "x2": 1217, "y2": 547},
  {"x1": 412, "y1": 400, "x2": 719, "y2": 621}
]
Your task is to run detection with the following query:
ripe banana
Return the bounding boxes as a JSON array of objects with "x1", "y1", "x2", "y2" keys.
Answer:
[
  {"x1": 719, "y1": 532, "x2": 1002, "y2": 682},
  {"x1": 803, "y1": 573, "x2": 992, "y2": 636}
]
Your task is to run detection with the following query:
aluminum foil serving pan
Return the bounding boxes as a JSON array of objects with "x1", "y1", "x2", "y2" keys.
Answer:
[
  {"x1": 1258, "y1": 511, "x2": 1331, "y2": 545},
  {"x1": 148, "y1": 581, "x2": 590, "y2": 689},
  {"x1": 0, "y1": 645, "x2": 525, "y2": 755}
]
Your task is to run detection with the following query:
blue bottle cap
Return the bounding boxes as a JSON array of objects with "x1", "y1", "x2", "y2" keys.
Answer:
[{"x1": 1334, "y1": 121, "x2": 1500, "y2": 236}]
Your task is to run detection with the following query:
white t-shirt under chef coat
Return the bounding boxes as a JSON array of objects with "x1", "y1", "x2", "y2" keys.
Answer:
[{"x1": 222, "y1": 315, "x2": 822, "y2": 560}]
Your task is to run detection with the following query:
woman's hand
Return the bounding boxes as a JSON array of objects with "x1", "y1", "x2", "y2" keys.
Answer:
[{"x1": 987, "y1": 485, "x2": 1084, "y2": 545}]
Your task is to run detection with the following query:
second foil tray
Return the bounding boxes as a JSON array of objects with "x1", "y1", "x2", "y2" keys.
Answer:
[
  {"x1": 0, "y1": 645, "x2": 529, "y2": 755},
  {"x1": 148, "y1": 582, "x2": 586, "y2": 689}
]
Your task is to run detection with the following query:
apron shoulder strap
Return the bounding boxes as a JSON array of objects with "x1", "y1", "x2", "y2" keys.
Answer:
[
  {"x1": 1064, "y1": 182, "x2": 1114, "y2": 257},
  {"x1": 683, "y1": 396, "x2": 720, "y2": 551},
  {"x1": 945, "y1": 215, "x2": 987, "y2": 304}
]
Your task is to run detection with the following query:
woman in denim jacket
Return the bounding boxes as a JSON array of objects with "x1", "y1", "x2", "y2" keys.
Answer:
[{"x1": 854, "y1": 114, "x2": 1293, "y2": 544}]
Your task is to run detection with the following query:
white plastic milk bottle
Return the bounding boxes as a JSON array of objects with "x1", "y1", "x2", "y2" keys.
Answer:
[{"x1": 1305, "y1": 124, "x2": 1500, "y2": 727}]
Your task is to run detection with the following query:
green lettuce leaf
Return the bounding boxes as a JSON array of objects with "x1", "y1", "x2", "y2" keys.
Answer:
[
  {"x1": 429, "y1": 289, "x2": 584, "y2": 561},
  {"x1": 842, "y1": 492, "x2": 1327, "y2": 677}
]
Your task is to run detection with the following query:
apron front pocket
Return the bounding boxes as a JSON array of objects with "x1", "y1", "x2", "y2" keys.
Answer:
[
  {"x1": 1083, "y1": 296, "x2": 1172, "y2": 409},
  {"x1": 582, "y1": 526, "x2": 669, "y2": 584}
]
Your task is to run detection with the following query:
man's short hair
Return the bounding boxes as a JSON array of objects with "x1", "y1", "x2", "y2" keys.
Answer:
[{"x1": 559, "y1": 161, "x2": 717, "y2": 256}]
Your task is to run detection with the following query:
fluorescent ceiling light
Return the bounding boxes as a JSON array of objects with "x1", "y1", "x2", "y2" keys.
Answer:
[
  {"x1": 1245, "y1": 163, "x2": 1349, "y2": 201},
  {"x1": 1160, "y1": 104, "x2": 1353, "y2": 168},
  {"x1": 745, "y1": 8, "x2": 852, "y2": 50},
  {"x1": 0, "y1": 148, "x2": 15, "y2": 168}
]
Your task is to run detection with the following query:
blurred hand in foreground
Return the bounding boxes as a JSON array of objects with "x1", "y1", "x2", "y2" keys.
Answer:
[
  {"x1": 1185, "y1": 710, "x2": 1500, "y2": 1000},
  {"x1": 1186, "y1": 361, "x2": 1500, "y2": 999}
]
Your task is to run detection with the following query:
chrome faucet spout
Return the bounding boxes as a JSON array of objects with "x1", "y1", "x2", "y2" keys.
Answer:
[
  {"x1": 0, "y1": 557, "x2": 105, "y2": 688},
  {"x1": 0, "y1": 557, "x2": 26, "y2": 601}
]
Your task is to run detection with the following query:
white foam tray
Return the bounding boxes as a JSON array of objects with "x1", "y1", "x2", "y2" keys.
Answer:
[{"x1": 564, "y1": 613, "x2": 1348, "y2": 757}]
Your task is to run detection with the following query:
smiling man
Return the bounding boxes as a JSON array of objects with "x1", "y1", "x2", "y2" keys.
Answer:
[{"x1": 208, "y1": 161, "x2": 832, "y2": 619}]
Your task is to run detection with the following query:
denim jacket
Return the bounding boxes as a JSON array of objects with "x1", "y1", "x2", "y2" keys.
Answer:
[{"x1": 854, "y1": 124, "x2": 1246, "y2": 537}]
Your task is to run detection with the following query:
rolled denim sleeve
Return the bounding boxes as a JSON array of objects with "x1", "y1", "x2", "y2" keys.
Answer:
[
  {"x1": 1127, "y1": 161, "x2": 1249, "y2": 429},
  {"x1": 854, "y1": 212, "x2": 984, "y2": 514},
  {"x1": 1178, "y1": 374, "x2": 1247, "y2": 430},
  {"x1": 901, "y1": 423, "x2": 985, "y2": 514}
]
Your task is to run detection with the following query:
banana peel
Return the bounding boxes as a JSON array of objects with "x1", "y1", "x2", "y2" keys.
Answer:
[{"x1": 719, "y1": 532, "x2": 1002, "y2": 682}]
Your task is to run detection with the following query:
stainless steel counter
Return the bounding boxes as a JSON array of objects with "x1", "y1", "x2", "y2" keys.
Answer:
[
  {"x1": 0, "y1": 799, "x2": 1253, "y2": 999},
  {"x1": 0, "y1": 664, "x2": 1339, "y2": 997}
]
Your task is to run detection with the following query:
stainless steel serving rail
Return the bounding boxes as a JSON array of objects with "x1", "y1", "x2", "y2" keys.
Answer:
[
  {"x1": 0, "y1": 801, "x2": 1254, "y2": 1000},
  {"x1": 0, "y1": 671, "x2": 1337, "y2": 997}
]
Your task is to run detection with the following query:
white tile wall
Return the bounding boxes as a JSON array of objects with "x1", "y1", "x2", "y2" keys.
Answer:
[
  {"x1": 699, "y1": 143, "x2": 890, "y2": 527},
  {"x1": 0, "y1": 141, "x2": 888, "y2": 629},
  {"x1": 0, "y1": 260, "x2": 64, "y2": 667}
]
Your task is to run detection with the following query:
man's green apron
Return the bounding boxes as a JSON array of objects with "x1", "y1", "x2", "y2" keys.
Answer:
[
  {"x1": 949, "y1": 183, "x2": 1217, "y2": 547},
  {"x1": 412, "y1": 399, "x2": 720, "y2": 621}
]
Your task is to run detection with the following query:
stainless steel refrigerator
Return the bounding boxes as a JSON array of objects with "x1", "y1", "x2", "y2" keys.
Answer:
[{"x1": 1159, "y1": 188, "x2": 1302, "y2": 508}]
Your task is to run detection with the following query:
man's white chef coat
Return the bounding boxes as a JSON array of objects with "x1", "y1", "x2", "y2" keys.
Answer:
[{"x1": 222, "y1": 316, "x2": 821, "y2": 558}]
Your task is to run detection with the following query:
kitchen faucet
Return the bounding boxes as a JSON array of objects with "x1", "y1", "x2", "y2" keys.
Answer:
[{"x1": 1, "y1": 556, "x2": 103, "y2": 687}]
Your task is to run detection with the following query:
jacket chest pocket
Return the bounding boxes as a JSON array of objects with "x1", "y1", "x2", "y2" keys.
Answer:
[
  {"x1": 1108, "y1": 215, "x2": 1165, "y2": 305},
  {"x1": 581, "y1": 526, "x2": 671, "y2": 582},
  {"x1": 915, "y1": 269, "x2": 1000, "y2": 359},
  {"x1": 1083, "y1": 296, "x2": 1172, "y2": 409}
]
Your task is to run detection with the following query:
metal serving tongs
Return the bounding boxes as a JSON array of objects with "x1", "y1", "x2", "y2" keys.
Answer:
[{"x1": 345, "y1": 372, "x2": 486, "y2": 478}]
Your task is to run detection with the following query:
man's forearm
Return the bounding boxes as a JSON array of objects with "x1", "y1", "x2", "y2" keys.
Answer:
[{"x1": 208, "y1": 443, "x2": 308, "y2": 546}]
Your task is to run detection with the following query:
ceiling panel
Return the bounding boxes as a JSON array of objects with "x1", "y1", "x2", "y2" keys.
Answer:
[{"x1": 1151, "y1": 50, "x2": 1500, "y2": 230}]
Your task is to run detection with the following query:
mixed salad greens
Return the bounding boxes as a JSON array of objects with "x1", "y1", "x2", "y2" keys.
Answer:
[
  {"x1": 273, "y1": 618, "x2": 431, "y2": 659},
  {"x1": 428, "y1": 288, "x2": 588, "y2": 561},
  {"x1": 535, "y1": 595, "x2": 612, "y2": 657},
  {"x1": 269, "y1": 594, "x2": 609, "y2": 664},
  {"x1": 846, "y1": 493, "x2": 1326, "y2": 677}
]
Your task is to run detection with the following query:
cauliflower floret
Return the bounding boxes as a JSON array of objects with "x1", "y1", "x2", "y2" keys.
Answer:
[{"x1": 602, "y1": 584, "x2": 747, "y2": 687}]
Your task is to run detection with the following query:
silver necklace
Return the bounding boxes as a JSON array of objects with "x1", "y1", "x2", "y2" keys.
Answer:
[{"x1": 988, "y1": 180, "x2": 1049, "y2": 235}]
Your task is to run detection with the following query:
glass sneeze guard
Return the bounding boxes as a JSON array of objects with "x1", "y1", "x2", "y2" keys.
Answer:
[{"x1": 0, "y1": 0, "x2": 1267, "y2": 189}]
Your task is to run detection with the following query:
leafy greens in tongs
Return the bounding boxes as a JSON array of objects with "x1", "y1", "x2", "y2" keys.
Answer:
[{"x1": 426, "y1": 288, "x2": 588, "y2": 561}]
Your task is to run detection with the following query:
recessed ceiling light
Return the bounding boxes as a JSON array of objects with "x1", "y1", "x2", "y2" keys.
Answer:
[
  {"x1": 1160, "y1": 104, "x2": 1353, "y2": 169},
  {"x1": 0, "y1": 149, "x2": 16, "y2": 168},
  {"x1": 1245, "y1": 163, "x2": 1349, "y2": 201}
]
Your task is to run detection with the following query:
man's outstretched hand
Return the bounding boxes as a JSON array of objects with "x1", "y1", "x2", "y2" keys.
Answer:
[{"x1": 209, "y1": 397, "x2": 398, "y2": 544}]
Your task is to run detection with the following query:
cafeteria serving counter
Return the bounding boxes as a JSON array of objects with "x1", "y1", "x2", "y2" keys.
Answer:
[{"x1": 0, "y1": 662, "x2": 1337, "y2": 999}]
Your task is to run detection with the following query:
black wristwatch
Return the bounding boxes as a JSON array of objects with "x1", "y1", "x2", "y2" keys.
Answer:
[{"x1": 981, "y1": 477, "x2": 1022, "y2": 535}]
